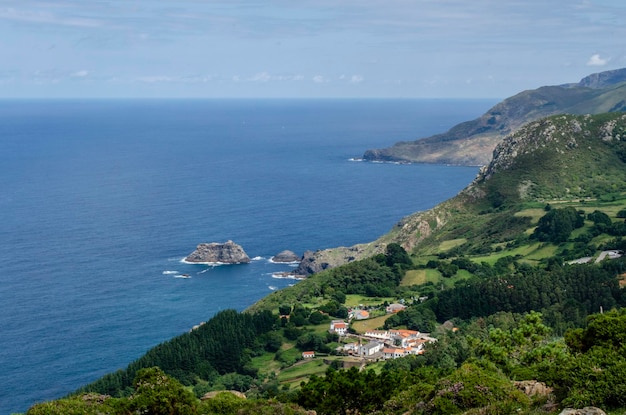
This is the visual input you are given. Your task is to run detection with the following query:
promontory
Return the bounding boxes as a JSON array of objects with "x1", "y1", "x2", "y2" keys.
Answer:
[{"x1": 184, "y1": 241, "x2": 250, "y2": 264}]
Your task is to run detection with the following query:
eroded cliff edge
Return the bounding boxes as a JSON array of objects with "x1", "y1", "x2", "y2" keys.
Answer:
[{"x1": 363, "y1": 68, "x2": 626, "y2": 166}]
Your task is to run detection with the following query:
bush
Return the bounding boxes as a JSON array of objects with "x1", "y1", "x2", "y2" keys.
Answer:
[{"x1": 424, "y1": 363, "x2": 530, "y2": 415}]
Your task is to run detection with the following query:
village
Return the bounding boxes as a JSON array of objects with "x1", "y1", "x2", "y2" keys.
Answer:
[{"x1": 301, "y1": 302, "x2": 437, "y2": 362}]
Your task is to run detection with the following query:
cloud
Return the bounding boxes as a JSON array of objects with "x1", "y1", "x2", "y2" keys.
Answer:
[
  {"x1": 0, "y1": 6, "x2": 103, "y2": 28},
  {"x1": 349, "y1": 75, "x2": 364, "y2": 84},
  {"x1": 313, "y1": 75, "x2": 328, "y2": 84},
  {"x1": 136, "y1": 75, "x2": 177, "y2": 83},
  {"x1": 71, "y1": 70, "x2": 89, "y2": 78},
  {"x1": 587, "y1": 53, "x2": 609, "y2": 66},
  {"x1": 232, "y1": 72, "x2": 305, "y2": 82}
]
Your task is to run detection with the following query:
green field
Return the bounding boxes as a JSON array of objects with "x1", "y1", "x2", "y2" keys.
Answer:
[
  {"x1": 438, "y1": 238, "x2": 467, "y2": 251},
  {"x1": 351, "y1": 315, "x2": 391, "y2": 333},
  {"x1": 401, "y1": 269, "x2": 441, "y2": 286},
  {"x1": 277, "y1": 358, "x2": 330, "y2": 385},
  {"x1": 345, "y1": 294, "x2": 394, "y2": 307}
]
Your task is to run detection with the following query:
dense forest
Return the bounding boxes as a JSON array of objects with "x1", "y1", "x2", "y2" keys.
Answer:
[{"x1": 25, "y1": 241, "x2": 626, "y2": 414}]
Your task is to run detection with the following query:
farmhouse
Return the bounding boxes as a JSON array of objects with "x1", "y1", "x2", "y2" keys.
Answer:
[{"x1": 329, "y1": 320, "x2": 348, "y2": 336}]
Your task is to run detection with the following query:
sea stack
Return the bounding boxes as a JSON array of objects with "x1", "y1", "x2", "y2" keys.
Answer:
[
  {"x1": 185, "y1": 241, "x2": 251, "y2": 264},
  {"x1": 271, "y1": 250, "x2": 301, "y2": 263}
]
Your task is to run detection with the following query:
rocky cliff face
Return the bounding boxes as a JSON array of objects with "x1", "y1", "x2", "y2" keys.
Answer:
[
  {"x1": 291, "y1": 201, "x2": 460, "y2": 276},
  {"x1": 185, "y1": 241, "x2": 250, "y2": 264},
  {"x1": 578, "y1": 67, "x2": 626, "y2": 88},
  {"x1": 293, "y1": 242, "x2": 387, "y2": 276},
  {"x1": 363, "y1": 68, "x2": 626, "y2": 166},
  {"x1": 470, "y1": 113, "x2": 626, "y2": 195},
  {"x1": 299, "y1": 112, "x2": 626, "y2": 275}
]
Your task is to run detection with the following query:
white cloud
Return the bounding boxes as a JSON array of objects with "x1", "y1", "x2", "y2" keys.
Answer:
[
  {"x1": 136, "y1": 75, "x2": 176, "y2": 83},
  {"x1": 232, "y1": 72, "x2": 304, "y2": 83},
  {"x1": 587, "y1": 53, "x2": 609, "y2": 66},
  {"x1": 0, "y1": 7, "x2": 103, "y2": 28},
  {"x1": 251, "y1": 72, "x2": 271, "y2": 82},
  {"x1": 349, "y1": 75, "x2": 364, "y2": 84},
  {"x1": 313, "y1": 75, "x2": 328, "y2": 83},
  {"x1": 71, "y1": 70, "x2": 89, "y2": 78}
]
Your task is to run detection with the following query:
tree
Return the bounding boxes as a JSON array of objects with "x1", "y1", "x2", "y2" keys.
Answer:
[
  {"x1": 533, "y1": 207, "x2": 584, "y2": 243},
  {"x1": 557, "y1": 310, "x2": 626, "y2": 408},
  {"x1": 297, "y1": 367, "x2": 400, "y2": 415},
  {"x1": 128, "y1": 367, "x2": 197, "y2": 415},
  {"x1": 588, "y1": 210, "x2": 612, "y2": 226},
  {"x1": 279, "y1": 304, "x2": 292, "y2": 316},
  {"x1": 385, "y1": 243, "x2": 412, "y2": 268}
]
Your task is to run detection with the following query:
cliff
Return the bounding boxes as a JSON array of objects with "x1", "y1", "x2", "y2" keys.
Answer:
[
  {"x1": 184, "y1": 241, "x2": 251, "y2": 264},
  {"x1": 298, "y1": 112, "x2": 626, "y2": 274},
  {"x1": 363, "y1": 68, "x2": 626, "y2": 166}
]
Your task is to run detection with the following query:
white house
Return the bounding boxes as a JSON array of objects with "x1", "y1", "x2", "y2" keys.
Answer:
[
  {"x1": 389, "y1": 329, "x2": 420, "y2": 347},
  {"x1": 382, "y1": 347, "x2": 396, "y2": 359},
  {"x1": 359, "y1": 341, "x2": 383, "y2": 357},
  {"x1": 364, "y1": 330, "x2": 390, "y2": 341},
  {"x1": 329, "y1": 320, "x2": 347, "y2": 336}
]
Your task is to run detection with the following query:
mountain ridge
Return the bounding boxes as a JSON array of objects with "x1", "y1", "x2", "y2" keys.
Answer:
[
  {"x1": 363, "y1": 68, "x2": 626, "y2": 166},
  {"x1": 295, "y1": 112, "x2": 626, "y2": 273}
]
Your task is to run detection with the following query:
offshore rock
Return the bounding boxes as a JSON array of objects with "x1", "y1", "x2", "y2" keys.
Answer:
[
  {"x1": 271, "y1": 250, "x2": 301, "y2": 263},
  {"x1": 185, "y1": 241, "x2": 250, "y2": 264}
]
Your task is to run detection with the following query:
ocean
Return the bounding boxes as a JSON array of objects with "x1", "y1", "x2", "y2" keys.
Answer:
[{"x1": 0, "y1": 98, "x2": 495, "y2": 414}]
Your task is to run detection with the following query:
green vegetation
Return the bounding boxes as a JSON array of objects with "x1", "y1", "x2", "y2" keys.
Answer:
[{"x1": 22, "y1": 112, "x2": 626, "y2": 414}]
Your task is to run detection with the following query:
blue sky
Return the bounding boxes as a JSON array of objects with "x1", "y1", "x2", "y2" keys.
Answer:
[{"x1": 1, "y1": 0, "x2": 625, "y2": 98}]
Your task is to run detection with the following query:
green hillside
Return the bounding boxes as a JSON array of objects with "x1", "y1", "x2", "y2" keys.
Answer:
[
  {"x1": 22, "y1": 113, "x2": 626, "y2": 415},
  {"x1": 363, "y1": 68, "x2": 626, "y2": 166}
]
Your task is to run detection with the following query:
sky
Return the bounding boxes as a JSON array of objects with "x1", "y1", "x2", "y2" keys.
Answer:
[{"x1": 1, "y1": 0, "x2": 625, "y2": 99}]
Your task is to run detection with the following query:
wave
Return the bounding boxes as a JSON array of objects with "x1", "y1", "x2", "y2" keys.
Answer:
[
  {"x1": 268, "y1": 286, "x2": 278, "y2": 291},
  {"x1": 271, "y1": 272, "x2": 305, "y2": 280},
  {"x1": 252, "y1": 256, "x2": 265, "y2": 261},
  {"x1": 174, "y1": 274, "x2": 191, "y2": 279},
  {"x1": 179, "y1": 258, "x2": 227, "y2": 265},
  {"x1": 162, "y1": 270, "x2": 178, "y2": 275},
  {"x1": 268, "y1": 258, "x2": 300, "y2": 265}
]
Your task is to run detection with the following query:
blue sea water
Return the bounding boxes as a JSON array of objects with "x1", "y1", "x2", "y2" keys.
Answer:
[{"x1": 0, "y1": 98, "x2": 496, "y2": 414}]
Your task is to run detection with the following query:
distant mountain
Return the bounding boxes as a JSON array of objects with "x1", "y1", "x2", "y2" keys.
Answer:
[{"x1": 363, "y1": 68, "x2": 626, "y2": 166}]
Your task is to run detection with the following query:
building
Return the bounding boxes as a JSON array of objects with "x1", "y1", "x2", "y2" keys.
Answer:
[
  {"x1": 302, "y1": 351, "x2": 315, "y2": 359},
  {"x1": 343, "y1": 342, "x2": 359, "y2": 355},
  {"x1": 359, "y1": 341, "x2": 383, "y2": 357},
  {"x1": 386, "y1": 303, "x2": 407, "y2": 313},
  {"x1": 329, "y1": 320, "x2": 347, "y2": 336},
  {"x1": 364, "y1": 330, "x2": 390, "y2": 341},
  {"x1": 351, "y1": 309, "x2": 370, "y2": 320}
]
